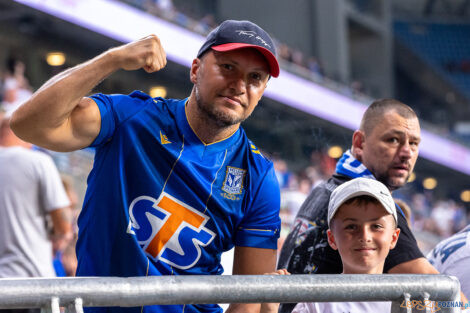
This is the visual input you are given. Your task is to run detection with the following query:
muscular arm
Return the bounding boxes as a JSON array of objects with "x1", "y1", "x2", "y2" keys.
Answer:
[
  {"x1": 225, "y1": 246, "x2": 277, "y2": 313},
  {"x1": 10, "y1": 35, "x2": 166, "y2": 152}
]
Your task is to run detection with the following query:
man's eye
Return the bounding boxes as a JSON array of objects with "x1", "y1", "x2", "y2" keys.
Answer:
[
  {"x1": 388, "y1": 137, "x2": 399, "y2": 143},
  {"x1": 345, "y1": 224, "x2": 356, "y2": 230},
  {"x1": 372, "y1": 224, "x2": 384, "y2": 230},
  {"x1": 221, "y1": 64, "x2": 233, "y2": 70},
  {"x1": 251, "y1": 73, "x2": 262, "y2": 81}
]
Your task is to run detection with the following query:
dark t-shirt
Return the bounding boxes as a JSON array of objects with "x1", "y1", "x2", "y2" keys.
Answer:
[{"x1": 277, "y1": 174, "x2": 424, "y2": 313}]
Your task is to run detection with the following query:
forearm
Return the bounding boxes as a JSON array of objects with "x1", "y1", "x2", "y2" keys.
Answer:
[
  {"x1": 50, "y1": 208, "x2": 74, "y2": 252},
  {"x1": 226, "y1": 247, "x2": 278, "y2": 313},
  {"x1": 11, "y1": 50, "x2": 119, "y2": 144}
]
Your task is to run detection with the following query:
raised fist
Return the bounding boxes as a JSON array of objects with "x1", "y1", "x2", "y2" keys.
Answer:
[{"x1": 109, "y1": 34, "x2": 167, "y2": 73}]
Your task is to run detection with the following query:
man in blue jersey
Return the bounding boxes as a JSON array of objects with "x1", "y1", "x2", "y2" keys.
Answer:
[{"x1": 11, "y1": 20, "x2": 281, "y2": 313}]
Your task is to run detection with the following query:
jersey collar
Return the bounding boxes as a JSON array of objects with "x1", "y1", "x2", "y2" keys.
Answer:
[{"x1": 176, "y1": 98, "x2": 241, "y2": 153}]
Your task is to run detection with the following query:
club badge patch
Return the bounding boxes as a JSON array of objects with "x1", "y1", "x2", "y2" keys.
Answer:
[{"x1": 222, "y1": 166, "x2": 246, "y2": 195}]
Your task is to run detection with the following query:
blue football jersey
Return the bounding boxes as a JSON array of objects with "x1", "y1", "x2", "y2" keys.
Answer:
[{"x1": 76, "y1": 91, "x2": 281, "y2": 313}]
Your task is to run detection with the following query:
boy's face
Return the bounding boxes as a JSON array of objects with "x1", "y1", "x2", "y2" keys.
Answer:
[{"x1": 327, "y1": 201, "x2": 400, "y2": 274}]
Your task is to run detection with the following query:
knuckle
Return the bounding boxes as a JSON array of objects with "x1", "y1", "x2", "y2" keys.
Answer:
[{"x1": 149, "y1": 34, "x2": 160, "y2": 44}]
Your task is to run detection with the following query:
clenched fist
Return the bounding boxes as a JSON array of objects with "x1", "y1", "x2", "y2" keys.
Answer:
[{"x1": 108, "y1": 34, "x2": 167, "y2": 73}]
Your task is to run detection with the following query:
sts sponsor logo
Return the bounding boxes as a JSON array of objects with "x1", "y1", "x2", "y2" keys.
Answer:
[{"x1": 126, "y1": 192, "x2": 216, "y2": 269}]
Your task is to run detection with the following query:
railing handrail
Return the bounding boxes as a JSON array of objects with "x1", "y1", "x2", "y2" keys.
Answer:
[{"x1": 0, "y1": 274, "x2": 460, "y2": 309}]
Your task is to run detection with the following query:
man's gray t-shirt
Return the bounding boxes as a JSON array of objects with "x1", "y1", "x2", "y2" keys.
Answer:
[{"x1": 0, "y1": 146, "x2": 70, "y2": 277}]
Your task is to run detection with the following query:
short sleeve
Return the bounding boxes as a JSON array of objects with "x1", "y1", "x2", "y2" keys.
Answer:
[
  {"x1": 384, "y1": 212, "x2": 424, "y2": 271},
  {"x1": 89, "y1": 91, "x2": 151, "y2": 147},
  {"x1": 234, "y1": 165, "x2": 281, "y2": 249},
  {"x1": 36, "y1": 153, "x2": 70, "y2": 212}
]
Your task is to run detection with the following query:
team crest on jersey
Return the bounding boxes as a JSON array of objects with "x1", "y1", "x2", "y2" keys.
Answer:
[
  {"x1": 126, "y1": 192, "x2": 216, "y2": 270},
  {"x1": 222, "y1": 166, "x2": 246, "y2": 195}
]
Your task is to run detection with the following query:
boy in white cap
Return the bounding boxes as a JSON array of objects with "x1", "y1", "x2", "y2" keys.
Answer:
[{"x1": 262, "y1": 177, "x2": 400, "y2": 313}]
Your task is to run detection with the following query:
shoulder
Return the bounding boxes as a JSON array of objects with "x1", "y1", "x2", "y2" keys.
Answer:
[
  {"x1": 311, "y1": 174, "x2": 349, "y2": 197},
  {"x1": 236, "y1": 134, "x2": 275, "y2": 177},
  {"x1": 90, "y1": 91, "x2": 184, "y2": 131},
  {"x1": 1, "y1": 147, "x2": 56, "y2": 175},
  {"x1": 5, "y1": 147, "x2": 52, "y2": 162},
  {"x1": 152, "y1": 96, "x2": 185, "y2": 111},
  {"x1": 245, "y1": 138, "x2": 273, "y2": 165},
  {"x1": 28, "y1": 149, "x2": 57, "y2": 170},
  {"x1": 295, "y1": 175, "x2": 347, "y2": 219},
  {"x1": 90, "y1": 90, "x2": 150, "y2": 105},
  {"x1": 90, "y1": 91, "x2": 182, "y2": 114}
]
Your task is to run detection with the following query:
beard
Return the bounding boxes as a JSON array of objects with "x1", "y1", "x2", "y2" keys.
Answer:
[
  {"x1": 375, "y1": 171, "x2": 409, "y2": 191},
  {"x1": 195, "y1": 84, "x2": 248, "y2": 128}
]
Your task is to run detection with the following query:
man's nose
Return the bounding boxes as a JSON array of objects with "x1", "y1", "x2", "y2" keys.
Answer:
[
  {"x1": 228, "y1": 75, "x2": 246, "y2": 94},
  {"x1": 398, "y1": 141, "x2": 412, "y2": 160}
]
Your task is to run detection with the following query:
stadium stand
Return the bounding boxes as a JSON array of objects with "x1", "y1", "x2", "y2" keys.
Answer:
[{"x1": 394, "y1": 21, "x2": 470, "y2": 100}]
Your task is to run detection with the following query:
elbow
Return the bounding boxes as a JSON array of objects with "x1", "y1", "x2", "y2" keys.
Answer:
[
  {"x1": 9, "y1": 102, "x2": 56, "y2": 148},
  {"x1": 9, "y1": 110, "x2": 21, "y2": 134},
  {"x1": 9, "y1": 105, "x2": 31, "y2": 142}
]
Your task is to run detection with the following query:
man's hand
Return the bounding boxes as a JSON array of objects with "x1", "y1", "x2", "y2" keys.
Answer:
[
  {"x1": 109, "y1": 34, "x2": 167, "y2": 73},
  {"x1": 260, "y1": 269, "x2": 290, "y2": 313},
  {"x1": 226, "y1": 247, "x2": 278, "y2": 313}
]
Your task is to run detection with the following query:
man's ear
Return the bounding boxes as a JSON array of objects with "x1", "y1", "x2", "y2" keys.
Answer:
[
  {"x1": 327, "y1": 229, "x2": 338, "y2": 250},
  {"x1": 389, "y1": 228, "x2": 401, "y2": 250},
  {"x1": 351, "y1": 130, "x2": 365, "y2": 161},
  {"x1": 190, "y1": 58, "x2": 201, "y2": 84}
]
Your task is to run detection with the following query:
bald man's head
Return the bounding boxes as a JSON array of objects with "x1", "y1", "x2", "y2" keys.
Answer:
[
  {"x1": 360, "y1": 99, "x2": 417, "y2": 135},
  {"x1": 353, "y1": 98, "x2": 420, "y2": 191}
]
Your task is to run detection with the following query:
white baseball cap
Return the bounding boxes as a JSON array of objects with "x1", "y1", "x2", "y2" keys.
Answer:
[{"x1": 328, "y1": 178, "x2": 397, "y2": 227}]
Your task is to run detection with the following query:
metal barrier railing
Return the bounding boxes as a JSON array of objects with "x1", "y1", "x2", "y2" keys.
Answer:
[{"x1": 0, "y1": 274, "x2": 461, "y2": 313}]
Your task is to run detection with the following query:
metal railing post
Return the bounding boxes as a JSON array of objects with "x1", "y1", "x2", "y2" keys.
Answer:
[{"x1": 66, "y1": 298, "x2": 84, "y2": 313}]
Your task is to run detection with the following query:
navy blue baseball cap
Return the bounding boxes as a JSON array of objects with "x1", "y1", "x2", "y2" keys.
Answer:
[{"x1": 197, "y1": 20, "x2": 280, "y2": 77}]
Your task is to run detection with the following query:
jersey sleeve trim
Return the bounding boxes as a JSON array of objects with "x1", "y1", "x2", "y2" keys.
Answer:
[
  {"x1": 235, "y1": 226, "x2": 279, "y2": 249},
  {"x1": 88, "y1": 94, "x2": 115, "y2": 147}
]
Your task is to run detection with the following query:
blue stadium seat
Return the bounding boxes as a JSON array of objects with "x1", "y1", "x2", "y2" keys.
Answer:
[{"x1": 394, "y1": 21, "x2": 470, "y2": 99}]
